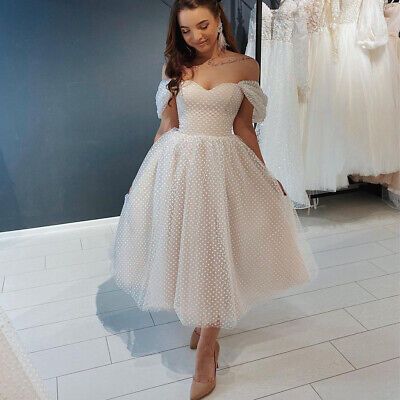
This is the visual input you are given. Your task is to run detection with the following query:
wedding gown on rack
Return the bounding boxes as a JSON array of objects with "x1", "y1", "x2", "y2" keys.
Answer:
[
  {"x1": 385, "y1": 1, "x2": 400, "y2": 114},
  {"x1": 303, "y1": 0, "x2": 400, "y2": 191},
  {"x1": 382, "y1": 1, "x2": 400, "y2": 208},
  {"x1": 0, "y1": 305, "x2": 49, "y2": 400},
  {"x1": 111, "y1": 77, "x2": 318, "y2": 329},
  {"x1": 245, "y1": 0, "x2": 311, "y2": 209},
  {"x1": 351, "y1": 1, "x2": 400, "y2": 208}
]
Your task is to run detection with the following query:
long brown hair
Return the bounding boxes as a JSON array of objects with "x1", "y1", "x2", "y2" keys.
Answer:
[{"x1": 164, "y1": 0, "x2": 239, "y2": 105}]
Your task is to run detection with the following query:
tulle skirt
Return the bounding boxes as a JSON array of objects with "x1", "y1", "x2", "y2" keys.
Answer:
[
  {"x1": 110, "y1": 128, "x2": 318, "y2": 329},
  {"x1": 387, "y1": 31, "x2": 400, "y2": 120},
  {"x1": 383, "y1": 30, "x2": 400, "y2": 200},
  {"x1": 303, "y1": 28, "x2": 349, "y2": 191},
  {"x1": 246, "y1": 41, "x2": 310, "y2": 209}
]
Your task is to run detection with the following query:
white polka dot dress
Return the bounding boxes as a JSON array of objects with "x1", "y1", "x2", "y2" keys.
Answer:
[
  {"x1": 110, "y1": 78, "x2": 319, "y2": 329},
  {"x1": 0, "y1": 305, "x2": 49, "y2": 399}
]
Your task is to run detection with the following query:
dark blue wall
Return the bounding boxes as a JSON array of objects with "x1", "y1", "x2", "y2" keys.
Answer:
[{"x1": 0, "y1": 0, "x2": 256, "y2": 232}]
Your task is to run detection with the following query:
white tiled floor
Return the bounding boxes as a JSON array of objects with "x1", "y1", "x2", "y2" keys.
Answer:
[{"x1": 0, "y1": 191, "x2": 399, "y2": 400}]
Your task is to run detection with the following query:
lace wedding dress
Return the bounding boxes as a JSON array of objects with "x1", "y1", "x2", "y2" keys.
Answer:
[
  {"x1": 245, "y1": 0, "x2": 311, "y2": 209},
  {"x1": 0, "y1": 305, "x2": 49, "y2": 400},
  {"x1": 111, "y1": 77, "x2": 318, "y2": 329},
  {"x1": 303, "y1": 0, "x2": 399, "y2": 191}
]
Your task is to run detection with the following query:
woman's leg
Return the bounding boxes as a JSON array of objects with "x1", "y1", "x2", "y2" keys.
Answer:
[{"x1": 194, "y1": 326, "x2": 220, "y2": 380}]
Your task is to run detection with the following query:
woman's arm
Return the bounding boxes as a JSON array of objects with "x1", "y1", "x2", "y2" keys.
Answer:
[
  {"x1": 233, "y1": 104, "x2": 265, "y2": 165},
  {"x1": 232, "y1": 59, "x2": 265, "y2": 164},
  {"x1": 155, "y1": 64, "x2": 179, "y2": 143}
]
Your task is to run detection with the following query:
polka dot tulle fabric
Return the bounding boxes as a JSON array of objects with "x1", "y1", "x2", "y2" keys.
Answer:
[
  {"x1": 110, "y1": 78, "x2": 318, "y2": 329},
  {"x1": 0, "y1": 306, "x2": 49, "y2": 399}
]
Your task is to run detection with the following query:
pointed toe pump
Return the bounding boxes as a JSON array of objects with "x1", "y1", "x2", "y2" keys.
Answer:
[{"x1": 190, "y1": 340, "x2": 220, "y2": 400}]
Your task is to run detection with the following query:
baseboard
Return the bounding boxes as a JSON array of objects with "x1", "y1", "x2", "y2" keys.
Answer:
[{"x1": 0, "y1": 216, "x2": 119, "y2": 240}]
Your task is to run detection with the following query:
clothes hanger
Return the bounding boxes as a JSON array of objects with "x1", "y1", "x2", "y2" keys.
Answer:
[{"x1": 265, "y1": 0, "x2": 281, "y2": 11}]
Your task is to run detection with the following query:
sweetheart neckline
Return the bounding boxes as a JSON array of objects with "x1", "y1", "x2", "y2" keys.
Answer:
[{"x1": 182, "y1": 79, "x2": 259, "y2": 92}]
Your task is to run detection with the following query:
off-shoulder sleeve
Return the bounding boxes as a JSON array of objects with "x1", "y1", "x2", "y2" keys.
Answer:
[
  {"x1": 237, "y1": 80, "x2": 268, "y2": 124},
  {"x1": 155, "y1": 78, "x2": 172, "y2": 119}
]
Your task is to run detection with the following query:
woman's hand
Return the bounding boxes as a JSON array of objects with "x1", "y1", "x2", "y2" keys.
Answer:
[{"x1": 276, "y1": 179, "x2": 287, "y2": 196}]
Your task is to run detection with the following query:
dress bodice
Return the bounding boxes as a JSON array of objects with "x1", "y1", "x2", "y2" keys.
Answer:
[
  {"x1": 155, "y1": 78, "x2": 268, "y2": 137},
  {"x1": 307, "y1": 0, "x2": 388, "y2": 52},
  {"x1": 248, "y1": 0, "x2": 309, "y2": 43},
  {"x1": 335, "y1": 0, "x2": 363, "y2": 24},
  {"x1": 309, "y1": 0, "x2": 386, "y2": 30},
  {"x1": 246, "y1": 0, "x2": 309, "y2": 93}
]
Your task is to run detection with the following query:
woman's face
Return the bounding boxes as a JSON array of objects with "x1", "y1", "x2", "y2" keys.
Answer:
[{"x1": 178, "y1": 6, "x2": 219, "y2": 53}]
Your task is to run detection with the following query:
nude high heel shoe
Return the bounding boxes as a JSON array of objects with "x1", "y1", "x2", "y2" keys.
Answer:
[
  {"x1": 190, "y1": 327, "x2": 201, "y2": 350},
  {"x1": 190, "y1": 341, "x2": 220, "y2": 400}
]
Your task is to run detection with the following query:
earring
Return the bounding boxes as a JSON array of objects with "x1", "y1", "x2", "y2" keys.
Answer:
[{"x1": 217, "y1": 19, "x2": 227, "y2": 51}]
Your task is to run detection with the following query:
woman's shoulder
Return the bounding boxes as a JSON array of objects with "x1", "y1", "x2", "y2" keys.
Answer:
[
  {"x1": 225, "y1": 50, "x2": 256, "y2": 63},
  {"x1": 229, "y1": 52, "x2": 259, "y2": 81}
]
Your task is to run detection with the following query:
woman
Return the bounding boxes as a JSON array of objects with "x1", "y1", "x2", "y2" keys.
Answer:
[{"x1": 111, "y1": 1, "x2": 318, "y2": 399}]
